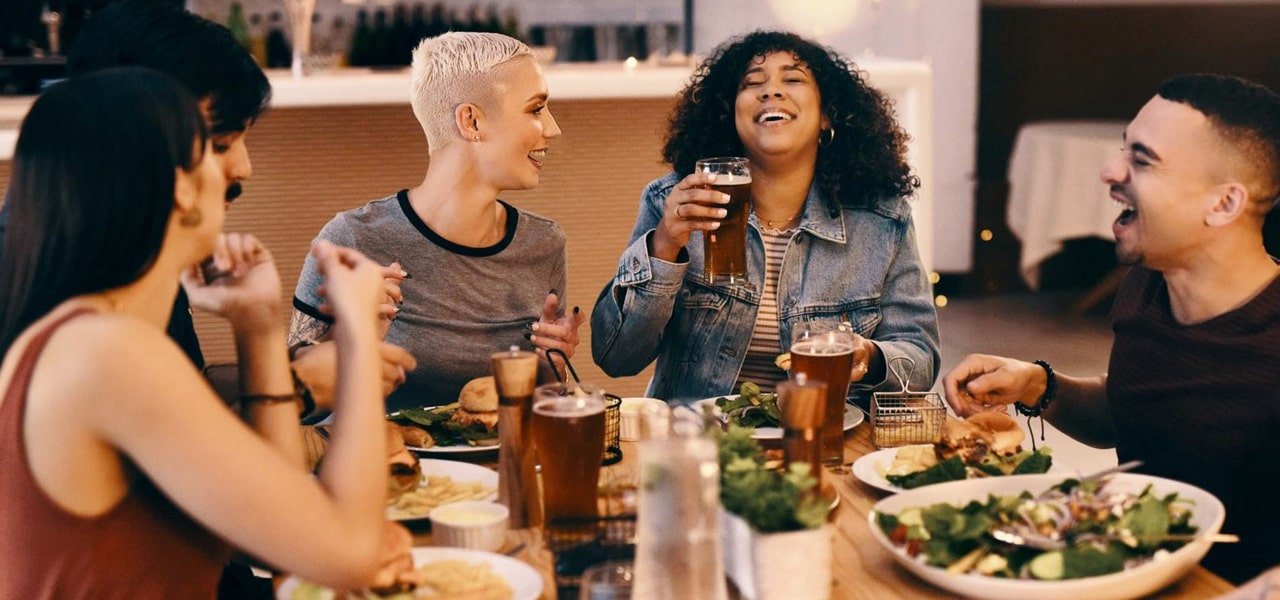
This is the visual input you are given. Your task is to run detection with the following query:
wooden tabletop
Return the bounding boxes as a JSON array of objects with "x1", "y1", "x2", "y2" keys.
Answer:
[{"x1": 403, "y1": 425, "x2": 1235, "y2": 599}]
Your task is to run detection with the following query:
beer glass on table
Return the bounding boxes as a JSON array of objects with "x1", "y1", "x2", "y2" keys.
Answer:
[
  {"x1": 695, "y1": 157, "x2": 751, "y2": 286},
  {"x1": 532, "y1": 383, "x2": 607, "y2": 525},
  {"x1": 790, "y1": 322, "x2": 856, "y2": 467}
]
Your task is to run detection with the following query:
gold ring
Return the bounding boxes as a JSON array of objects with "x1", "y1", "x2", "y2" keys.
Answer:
[{"x1": 675, "y1": 203, "x2": 686, "y2": 220}]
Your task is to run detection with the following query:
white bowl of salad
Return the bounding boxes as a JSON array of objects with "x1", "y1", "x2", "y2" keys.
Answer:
[{"x1": 868, "y1": 472, "x2": 1225, "y2": 600}]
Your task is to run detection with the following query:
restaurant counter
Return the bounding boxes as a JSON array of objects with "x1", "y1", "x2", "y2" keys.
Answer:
[{"x1": 0, "y1": 60, "x2": 934, "y2": 398}]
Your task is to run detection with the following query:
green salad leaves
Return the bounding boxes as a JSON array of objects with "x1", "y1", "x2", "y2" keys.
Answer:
[
  {"x1": 714, "y1": 382, "x2": 783, "y2": 428},
  {"x1": 716, "y1": 426, "x2": 831, "y2": 532},
  {"x1": 886, "y1": 447, "x2": 1055, "y2": 490},
  {"x1": 876, "y1": 481, "x2": 1198, "y2": 580},
  {"x1": 388, "y1": 403, "x2": 497, "y2": 447}
]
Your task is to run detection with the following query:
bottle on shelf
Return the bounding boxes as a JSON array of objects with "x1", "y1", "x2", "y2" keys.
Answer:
[
  {"x1": 389, "y1": 3, "x2": 412, "y2": 66},
  {"x1": 500, "y1": 6, "x2": 521, "y2": 42},
  {"x1": 369, "y1": 9, "x2": 391, "y2": 67},
  {"x1": 349, "y1": 9, "x2": 372, "y2": 67},
  {"x1": 410, "y1": 4, "x2": 428, "y2": 46},
  {"x1": 225, "y1": 2, "x2": 251, "y2": 52},
  {"x1": 483, "y1": 5, "x2": 502, "y2": 35},
  {"x1": 426, "y1": 3, "x2": 447, "y2": 39},
  {"x1": 265, "y1": 11, "x2": 291, "y2": 69},
  {"x1": 248, "y1": 12, "x2": 268, "y2": 66}
]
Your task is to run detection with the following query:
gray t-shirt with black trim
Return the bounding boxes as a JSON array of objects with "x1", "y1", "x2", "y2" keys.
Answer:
[{"x1": 294, "y1": 189, "x2": 567, "y2": 411}]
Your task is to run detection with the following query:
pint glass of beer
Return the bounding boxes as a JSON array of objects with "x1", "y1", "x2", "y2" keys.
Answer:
[
  {"x1": 789, "y1": 323, "x2": 856, "y2": 466},
  {"x1": 695, "y1": 157, "x2": 751, "y2": 286},
  {"x1": 532, "y1": 384, "x2": 607, "y2": 524}
]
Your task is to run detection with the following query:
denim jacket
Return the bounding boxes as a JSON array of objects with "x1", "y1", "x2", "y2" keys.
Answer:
[{"x1": 590, "y1": 173, "x2": 941, "y2": 405}]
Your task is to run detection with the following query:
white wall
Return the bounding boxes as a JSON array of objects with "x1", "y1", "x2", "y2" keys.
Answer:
[{"x1": 695, "y1": 0, "x2": 979, "y2": 273}]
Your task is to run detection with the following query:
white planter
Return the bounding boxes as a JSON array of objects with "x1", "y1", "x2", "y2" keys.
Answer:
[{"x1": 721, "y1": 511, "x2": 832, "y2": 600}]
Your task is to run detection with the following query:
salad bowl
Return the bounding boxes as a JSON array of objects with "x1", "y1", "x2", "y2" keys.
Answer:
[{"x1": 868, "y1": 473, "x2": 1225, "y2": 600}]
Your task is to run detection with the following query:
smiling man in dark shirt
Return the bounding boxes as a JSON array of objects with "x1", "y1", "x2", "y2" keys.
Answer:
[{"x1": 942, "y1": 73, "x2": 1280, "y2": 585}]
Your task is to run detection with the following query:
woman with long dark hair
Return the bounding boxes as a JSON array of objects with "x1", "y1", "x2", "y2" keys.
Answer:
[
  {"x1": 591, "y1": 31, "x2": 940, "y2": 405},
  {"x1": 0, "y1": 68, "x2": 415, "y2": 596}
]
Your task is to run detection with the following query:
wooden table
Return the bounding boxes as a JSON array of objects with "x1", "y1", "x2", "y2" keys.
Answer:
[{"x1": 406, "y1": 426, "x2": 1235, "y2": 599}]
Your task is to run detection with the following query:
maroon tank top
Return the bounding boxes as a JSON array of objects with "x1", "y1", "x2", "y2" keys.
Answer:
[{"x1": 0, "y1": 308, "x2": 231, "y2": 599}]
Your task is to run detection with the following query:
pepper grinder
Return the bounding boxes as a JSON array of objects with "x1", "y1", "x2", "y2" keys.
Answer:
[
  {"x1": 780, "y1": 372, "x2": 828, "y2": 488},
  {"x1": 490, "y1": 346, "x2": 543, "y2": 528}
]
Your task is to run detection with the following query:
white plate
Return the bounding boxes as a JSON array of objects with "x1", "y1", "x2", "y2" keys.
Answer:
[
  {"x1": 694, "y1": 396, "x2": 864, "y2": 440},
  {"x1": 390, "y1": 407, "x2": 500, "y2": 455},
  {"x1": 410, "y1": 441, "x2": 500, "y2": 455},
  {"x1": 851, "y1": 445, "x2": 931, "y2": 494},
  {"x1": 277, "y1": 546, "x2": 543, "y2": 600},
  {"x1": 852, "y1": 446, "x2": 1066, "y2": 494},
  {"x1": 387, "y1": 459, "x2": 499, "y2": 523},
  {"x1": 868, "y1": 473, "x2": 1224, "y2": 600}
]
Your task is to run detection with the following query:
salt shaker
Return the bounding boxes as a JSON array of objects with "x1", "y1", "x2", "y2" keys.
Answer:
[{"x1": 490, "y1": 346, "x2": 542, "y2": 528}]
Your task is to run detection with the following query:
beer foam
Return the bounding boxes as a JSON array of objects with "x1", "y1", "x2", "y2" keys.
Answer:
[
  {"x1": 791, "y1": 340, "x2": 855, "y2": 355},
  {"x1": 533, "y1": 396, "x2": 605, "y2": 417},
  {"x1": 707, "y1": 173, "x2": 751, "y2": 185}
]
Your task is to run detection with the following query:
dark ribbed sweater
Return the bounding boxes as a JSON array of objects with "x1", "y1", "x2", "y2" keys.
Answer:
[{"x1": 1108, "y1": 266, "x2": 1280, "y2": 584}]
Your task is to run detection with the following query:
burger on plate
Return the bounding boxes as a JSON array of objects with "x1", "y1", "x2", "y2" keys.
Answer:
[
  {"x1": 936, "y1": 411, "x2": 1025, "y2": 463},
  {"x1": 450, "y1": 376, "x2": 499, "y2": 436},
  {"x1": 386, "y1": 422, "x2": 423, "y2": 502}
]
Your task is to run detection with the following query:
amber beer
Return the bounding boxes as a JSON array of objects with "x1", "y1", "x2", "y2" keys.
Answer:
[
  {"x1": 696, "y1": 157, "x2": 751, "y2": 285},
  {"x1": 790, "y1": 335, "x2": 855, "y2": 466},
  {"x1": 531, "y1": 390, "x2": 606, "y2": 524}
]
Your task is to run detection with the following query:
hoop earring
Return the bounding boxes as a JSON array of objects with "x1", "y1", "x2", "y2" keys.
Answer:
[
  {"x1": 178, "y1": 206, "x2": 203, "y2": 228},
  {"x1": 821, "y1": 127, "x2": 836, "y2": 146}
]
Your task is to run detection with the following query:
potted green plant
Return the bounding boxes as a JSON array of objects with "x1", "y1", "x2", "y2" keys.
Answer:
[{"x1": 716, "y1": 426, "x2": 834, "y2": 600}]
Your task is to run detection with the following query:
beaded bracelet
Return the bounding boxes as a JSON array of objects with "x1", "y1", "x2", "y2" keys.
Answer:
[
  {"x1": 1013, "y1": 360, "x2": 1056, "y2": 448},
  {"x1": 1014, "y1": 360, "x2": 1057, "y2": 418}
]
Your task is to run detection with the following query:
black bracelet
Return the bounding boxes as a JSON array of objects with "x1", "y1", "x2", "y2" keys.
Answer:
[
  {"x1": 1014, "y1": 360, "x2": 1057, "y2": 418},
  {"x1": 291, "y1": 368, "x2": 317, "y2": 420}
]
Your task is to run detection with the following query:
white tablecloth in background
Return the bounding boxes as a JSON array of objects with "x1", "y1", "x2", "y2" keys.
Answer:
[{"x1": 1006, "y1": 120, "x2": 1127, "y2": 289}]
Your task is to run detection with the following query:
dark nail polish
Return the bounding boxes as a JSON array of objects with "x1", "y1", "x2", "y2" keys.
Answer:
[
  {"x1": 402, "y1": 272, "x2": 413, "y2": 279},
  {"x1": 572, "y1": 306, "x2": 580, "y2": 315},
  {"x1": 523, "y1": 322, "x2": 534, "y2": 331},
  {"x1": 549, "y1": 289, "x2": 556, "y2": 295},
  {"x1": 523, "y1": 333, "x2": 532, "y2": 340}
]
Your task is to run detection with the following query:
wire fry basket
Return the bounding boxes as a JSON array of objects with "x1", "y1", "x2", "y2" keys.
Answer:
[
  {"x1": 546, "y1": 349, "x2": 623, "y2": 466},
  {"x1": 871, "y1": 356, "x2": 946, "y2": 449}
]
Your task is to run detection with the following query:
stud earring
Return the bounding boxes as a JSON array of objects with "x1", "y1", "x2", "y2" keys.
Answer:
[{"x1": 178, "y1": 206, "x2": 202, "y2": 228}]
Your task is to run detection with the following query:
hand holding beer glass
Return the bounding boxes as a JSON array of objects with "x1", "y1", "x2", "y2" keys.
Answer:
[
  {"x1": 648, "y1": 158, "x2": 751, "y2": 286},
  {"x1": 532, "y1": 383, "x2": 607, "y2": 525},
  {"x1": 789, "y1": 322, "x2": 860, "y2": 467},
  {"x1": 694, "y1": 157, "x2": 751, "y2": 285}
]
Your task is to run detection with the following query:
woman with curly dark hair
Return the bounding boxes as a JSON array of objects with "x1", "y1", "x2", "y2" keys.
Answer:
[{"x1": 590, "y1": 30, "x2": 940, "y2": 408}]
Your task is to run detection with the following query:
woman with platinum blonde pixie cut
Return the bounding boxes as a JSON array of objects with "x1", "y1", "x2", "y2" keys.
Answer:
[
  {"x1": 291, "y1": 32, "x2": 581, "y2": 411},
  {"x1": 591, "y1": 30, "x2": 940, "y2": 407}
]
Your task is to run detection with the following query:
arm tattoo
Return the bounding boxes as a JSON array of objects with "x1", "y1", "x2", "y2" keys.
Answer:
[{"x1": 288, "y1": 310, "x2": 332, "y2": 350}]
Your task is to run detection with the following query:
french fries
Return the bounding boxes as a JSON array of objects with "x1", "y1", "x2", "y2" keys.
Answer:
[
  {"x1": 416, "y1": 560, "x2": 512, "y2": 599},
  {"x1": 386, "y1": 475, "x2": 495, "y2": 519}
]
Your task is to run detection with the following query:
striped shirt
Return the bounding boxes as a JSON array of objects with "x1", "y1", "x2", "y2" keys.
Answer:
[{"x1": 736, "y1": 228, "x2": 796, "y2": 392}]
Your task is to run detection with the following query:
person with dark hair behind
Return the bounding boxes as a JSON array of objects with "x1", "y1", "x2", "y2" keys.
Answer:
[
  {"x1": 0, "y1": 2, "x2": 416, "y2": 596},
  {"x1": 0, "y1": 67, "x2": 420, "y2": 599},
  {"x1": 943, "y1": 73, "x2": 1280, "y2": 584},
  {"x1": 591, "y1": 30, "x2": 940, "y2": 405}
]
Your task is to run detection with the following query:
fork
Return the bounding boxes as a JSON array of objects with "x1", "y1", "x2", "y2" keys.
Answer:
[{"x1": 990, "y1": 460, "x2": 1145, "y2": 550}]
